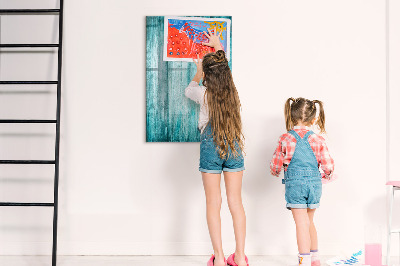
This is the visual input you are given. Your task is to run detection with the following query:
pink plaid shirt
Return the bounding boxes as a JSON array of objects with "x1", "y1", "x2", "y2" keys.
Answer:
[{"x1": 270, "y1": 126, "x2": 334, "y2": 179}]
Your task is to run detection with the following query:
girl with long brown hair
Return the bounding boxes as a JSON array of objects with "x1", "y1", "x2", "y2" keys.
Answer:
[
  {"x1": 270, "y1": 98, "x2": 335, "y2": 266},
  {"x1": 185, "y1": 29, "x2": 248, "y2": 266}
]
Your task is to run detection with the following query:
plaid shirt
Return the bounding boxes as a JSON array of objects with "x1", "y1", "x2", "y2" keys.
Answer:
[{"x1": 270, "y1": 126, "x2": 334, "y2": 179}]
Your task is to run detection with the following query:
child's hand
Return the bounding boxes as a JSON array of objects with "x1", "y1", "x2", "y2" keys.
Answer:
[
  {"x1": 202, "y1": 28, "x2": 223, "y2": 51},
  {"x1": 321, "y1": 173, "x2": 338, "y2": 184},
  {"x1": 270, "y1": 169, "x2": 278, "y2": 177}
]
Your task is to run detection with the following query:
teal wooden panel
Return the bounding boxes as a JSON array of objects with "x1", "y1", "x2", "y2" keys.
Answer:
[{"x1": 146, "y1": 16, "x2": 232, "y2": 142}]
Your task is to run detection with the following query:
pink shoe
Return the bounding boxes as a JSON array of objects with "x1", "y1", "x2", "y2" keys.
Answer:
[
  {"x1": 207, "y1": 254, "x2": 227, "y2": 266},
  {"x1": 311, "y1": 260, "x2": 320, "y2": 266},
  {"x1": 227, "y1": 253, "x2": 249, "y2": 266}
]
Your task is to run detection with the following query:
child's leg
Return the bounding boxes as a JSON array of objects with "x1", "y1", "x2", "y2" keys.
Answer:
[
  {"x1": 307, "y1": 208, "x2": 320, "y2": 266},
  {"x1": 291, "y1": 208, "x2": 311, "y2": 254},
  {"x1": 224, "y1": 171, "x2": 247, "y2": 266},
  {"x1": 202, "y1": 172, "x2": 225, "y2": 266},
  {"x1": 307, "y1": 209, "x2": 318, "y2": 251}
]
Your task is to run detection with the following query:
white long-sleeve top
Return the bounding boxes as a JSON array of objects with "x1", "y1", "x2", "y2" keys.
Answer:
[{"x1": 184, "y1": 81, "x2": 209, "y2": 132}]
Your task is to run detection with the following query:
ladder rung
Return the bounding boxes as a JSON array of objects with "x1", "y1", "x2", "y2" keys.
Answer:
[
  {"x1": 391, "y1": 229, "x2": 400, "y2": 233},
  {"x1": 0, "y1": 202, "x2": 54, "y2": 207},
  {"x1": 0, "y1": 44, "x2": 59, "y2": 48},
  {"x1": 0, "y1": 119, "x2": 56, "y2": 123},
  {"x1": 0, "y1": 160, "x2": 55, "y2": 164},
  {"x1": 0, "y1": 81, "x2": 58, "y2": 84},
  {"x1": 0, "y1": 9, "x2": 60, "y2": 14}
]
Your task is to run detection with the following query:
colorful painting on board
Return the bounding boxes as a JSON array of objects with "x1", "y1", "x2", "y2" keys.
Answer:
[
  {"x1": 146, "y1": 16, "x2": 232, "y2": 142},
  {"x1": 163, "y1": 16, "x2": 231, "y2": 62}
]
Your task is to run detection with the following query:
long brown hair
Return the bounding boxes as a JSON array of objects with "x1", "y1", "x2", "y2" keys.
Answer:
[
  {"x1": 284, "y1": 97, "x2": 326, "y2": 133},
  {"x1": 202, "y1": 50, "x2": 244, "y2": 158}
]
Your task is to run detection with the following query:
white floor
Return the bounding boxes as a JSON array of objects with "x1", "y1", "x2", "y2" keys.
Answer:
[
  {"x1": 0, "y1": 255, "x2": 335, "y2": 266},
  {"x1": 0, "y1": 255, "x2": 397, "y2": 266}
]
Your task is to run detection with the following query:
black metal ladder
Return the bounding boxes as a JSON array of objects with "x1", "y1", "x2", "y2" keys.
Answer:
[{"x1": 0, "y1": 2, "x2": 63, "y2": 266}]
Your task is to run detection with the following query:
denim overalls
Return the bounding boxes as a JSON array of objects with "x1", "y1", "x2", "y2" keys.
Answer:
[
  {"x1": 199, "y1": 125, "x2": 245, "y2": 174},
  {"x1": 283, "y1": 130, "x2": 322, "y2": 210}
]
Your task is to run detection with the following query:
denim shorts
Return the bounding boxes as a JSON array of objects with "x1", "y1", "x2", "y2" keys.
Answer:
[
  {"x1": 285, "y1": 178, "x2": 322, "y2": 209},
  {"x1": 199, "y1": 127, "x2": 245, "y2": 174}
]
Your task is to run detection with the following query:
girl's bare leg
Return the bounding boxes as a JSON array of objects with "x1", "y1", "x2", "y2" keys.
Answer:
[
  {"x1": 307, "y1": 209, "x2": 318, "y2": 251},
  {"x1": 291, "y1": 208, "x2": 311, "y2": 254},
  {"x1": 202, "y1": 172, "x2": 225, "y2": 266},
  {"x1": 224, "y1": 171, "x2": 247, "y2": 266}
]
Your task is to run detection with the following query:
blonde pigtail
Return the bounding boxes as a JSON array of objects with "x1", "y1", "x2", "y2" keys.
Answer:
[
  {"x1": 313, "y1": 100, "x2": 326, "y2": 133},
  {"x1": 285, "y1": 98, "x2": 295, "y2": 131}
]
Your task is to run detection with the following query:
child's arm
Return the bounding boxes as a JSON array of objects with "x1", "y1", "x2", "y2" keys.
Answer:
[
  {"x1": 202, "y1": 28, "x2": 223, "y2": 51},
  {"x1": 192, "y1": 54, "x2": 202, "y2": 83},
  {"x1": 185, "y1": 81, "x2": 205, "y2": 104},
  {"x1": 185, "y1": 55, "x2": 206, "y2": 104},
  {"x1": 319, "y1": 138, "x2": 335, "y2": 179},
  {"x1": 270, "y1": 136, "x2": 286, "y2": 177}
]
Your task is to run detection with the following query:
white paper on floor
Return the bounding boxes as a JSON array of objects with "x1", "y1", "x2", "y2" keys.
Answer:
[{"x1": 326, "y1": 249, "x2": 364, "y2": 266}]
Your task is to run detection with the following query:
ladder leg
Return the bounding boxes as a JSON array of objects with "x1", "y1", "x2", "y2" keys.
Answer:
[
  {"x1": 387, "y1": 186, "x2": 394, "y2": 266},
  {"x1": 52, "y1": 0, "x2": 63, "y2": 265}
]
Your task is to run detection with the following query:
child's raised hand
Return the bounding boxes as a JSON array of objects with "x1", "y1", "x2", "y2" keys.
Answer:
[{"x1": 202, "y1": 28, "x2": 223, "y2": 51}]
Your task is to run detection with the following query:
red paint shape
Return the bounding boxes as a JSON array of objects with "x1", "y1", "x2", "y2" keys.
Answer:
[{"x1": 166, "y1": 25, "x2": 214, "y2": 59}]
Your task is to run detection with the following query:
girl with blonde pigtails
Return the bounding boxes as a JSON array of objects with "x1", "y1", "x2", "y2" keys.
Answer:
[{"x1": 270, "y1": 98, "x2": 335, "y2": 266}]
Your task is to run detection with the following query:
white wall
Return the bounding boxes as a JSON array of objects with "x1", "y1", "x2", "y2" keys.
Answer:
[
  {"x1": 388, "y1": 0, "x2": 400, "y2": 258},
  {"x1": 0, "y1": 0, "x2": 389, "y2": 257}
]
